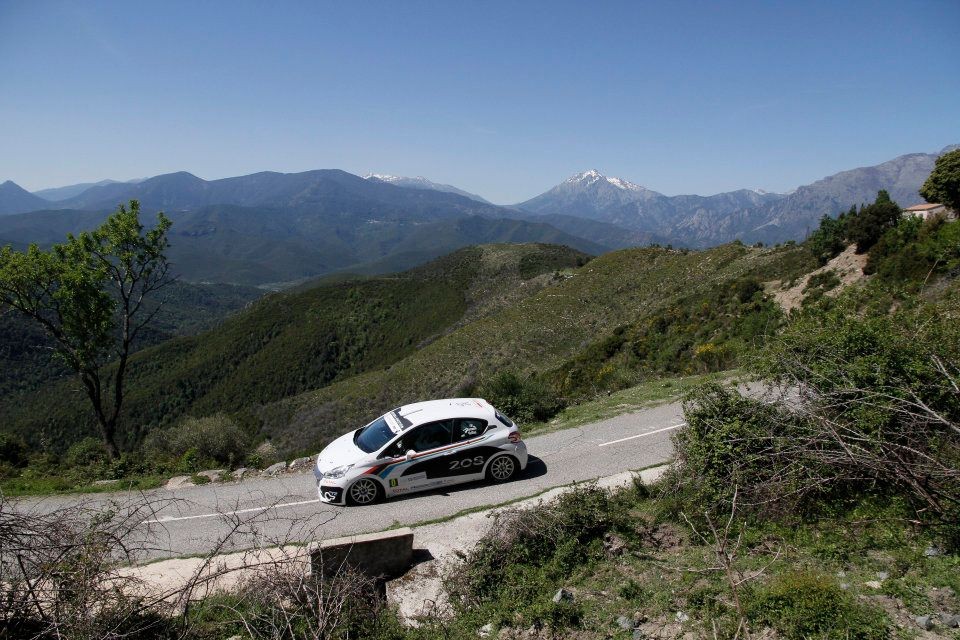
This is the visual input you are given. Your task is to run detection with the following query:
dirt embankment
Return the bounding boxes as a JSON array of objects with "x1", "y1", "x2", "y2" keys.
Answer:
[{"x1": 766, "y1": 244, "x2": 868, "y2": 312}]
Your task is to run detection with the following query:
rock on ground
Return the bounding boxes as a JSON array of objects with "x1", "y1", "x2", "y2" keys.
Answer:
[
  {"x1": 165, "y1": 475, "x2": 195, "y2": 490},
  {"x1": 262, "y1": 461, "x2": 287, "y2": 476},
  {"x1": 197, "y1": 469, "x2": 225, "y2": 482},
  {"x1": 289, "y1": 456, "x2": 315, "y2": 472}
]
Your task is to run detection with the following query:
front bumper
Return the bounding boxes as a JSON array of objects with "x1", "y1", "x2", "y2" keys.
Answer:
[
  {"x1": 317, "y1": 483, "x2": 346, "y2": 505},
  {"x1": 315, "y1": 469, "x2": 351, "y2": 505}
]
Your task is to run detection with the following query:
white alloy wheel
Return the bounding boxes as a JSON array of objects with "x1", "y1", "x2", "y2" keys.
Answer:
[
  {"x1": 487, "y1": 455, "x2": 516, "y2": 482},
  {"x1": 348, "y1": 477, "x2": 381, "y2": 505}
]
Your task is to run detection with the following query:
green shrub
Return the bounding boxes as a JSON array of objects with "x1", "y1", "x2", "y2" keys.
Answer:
[
  {"x1": 145, "y1": 414, "x2": 249, "y2": 468},
  {"x1": 733, "y1": 276, "x2": 763, "y2": 303},
  {"x1": 65, "y1": 437, "x2": 110, "y2": 469},
  {"x1": 662, "y1": 383, "x2": 811, "y2": 519},
  {"x1": 747, "y1": 570, "x2": 889, "y2": 640},
  {"x1": 801, "y1": 269, "x2": 842, "y2": 306},
  {"x1": 0, "y1": 432, "x2": 28, "y2": 467},
  {"x1": 551, "y1": 277, "x2": 783, "y2": 399},
  {"x1": 478, "y1": 371, "x2": 565, "y2": 423},
  {"x1": 866, "y1": 216, "x2": 960, "y2": 283},
  {"x1": 447, "y1": 483, "x2": 628, "y2": 621}
]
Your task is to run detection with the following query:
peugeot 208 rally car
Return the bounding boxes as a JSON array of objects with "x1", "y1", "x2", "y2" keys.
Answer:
[{"x1": 314, "y1": 398, "x2": 527, "y2": 505}]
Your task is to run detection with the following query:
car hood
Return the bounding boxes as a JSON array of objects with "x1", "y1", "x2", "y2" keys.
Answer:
[{"x1": 316, "y1": 431, "x2": 368, "y2": 473}]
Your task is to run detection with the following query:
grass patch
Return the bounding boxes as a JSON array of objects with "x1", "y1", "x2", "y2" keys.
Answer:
[{"x1": 0, "y1": 473, "x2": 166, "y2": 496}]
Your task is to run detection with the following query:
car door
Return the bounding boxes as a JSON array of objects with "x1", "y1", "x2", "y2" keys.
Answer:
[
  {"x1": 444, "y1": 417, "x2": 499, "y2": 484},
  {"x1": 380, "y1": 420, "x2": 455, "y2": 493}
]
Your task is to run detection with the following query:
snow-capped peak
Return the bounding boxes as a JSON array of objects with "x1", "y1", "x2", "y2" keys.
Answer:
[
  {"x1": 565, "y1": 170, "x2": 645, "y2": 191},
  {"x1": 364, "y1": 173, "x2": 424, "y2": 184},
  {"x1": 567, "y1": 169, "x2": 604, "y2": 184},
  {"x1": 605, "y1": 176, "x2": 646, "y2": 191}
]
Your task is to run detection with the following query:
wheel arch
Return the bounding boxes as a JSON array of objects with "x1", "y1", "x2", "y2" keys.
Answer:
[{"x1": 483, "y1": 451, "x2": 520, "y2": 477}]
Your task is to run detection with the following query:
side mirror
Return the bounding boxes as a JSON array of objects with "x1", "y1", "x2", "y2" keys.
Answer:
[{"x1": 405, "y1": 449, "x2": 417, "y2": 461}]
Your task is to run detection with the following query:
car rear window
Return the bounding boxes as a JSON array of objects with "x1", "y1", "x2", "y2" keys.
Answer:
[{"x1": 494, "y1": 410, "x2": 514, "y2": 427}]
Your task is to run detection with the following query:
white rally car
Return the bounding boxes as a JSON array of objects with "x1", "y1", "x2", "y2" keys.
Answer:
[{"x1": 314, "y1": 398, "x2": 528, "y2": 505}]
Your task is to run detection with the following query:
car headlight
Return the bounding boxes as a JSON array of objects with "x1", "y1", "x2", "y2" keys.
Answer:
[{"x1": 323, "y1": 464, "x2": 354, "y2": 479}]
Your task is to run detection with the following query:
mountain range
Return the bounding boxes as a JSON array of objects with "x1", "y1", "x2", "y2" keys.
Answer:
[
  {"x1": 514, "y1": 146, "x2": 956, "y2": 246},
  {"x1": 0, "y1": 145, "x2": 953, "y2": 285},
  {"x1": 0, "y1": 171, "x2": 602, "y2": 286}
]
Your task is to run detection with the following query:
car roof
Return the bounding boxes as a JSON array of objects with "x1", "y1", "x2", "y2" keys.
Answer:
[{"x1": 391, "y1": 398, "x2": 497, "y2": 430}]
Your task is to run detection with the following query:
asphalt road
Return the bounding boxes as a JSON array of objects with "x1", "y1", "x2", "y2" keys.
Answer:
[{"x1": 16, "y1": 400, "x2": 687, "y2": 561}]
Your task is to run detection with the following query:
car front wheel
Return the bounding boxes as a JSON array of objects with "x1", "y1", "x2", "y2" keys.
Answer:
[
  {"x1": 347, "y1": 477, "x2": 383, "y2": 505},
  {"x1": 486, "y1": 455, "x2": 517, "y2": 483}
]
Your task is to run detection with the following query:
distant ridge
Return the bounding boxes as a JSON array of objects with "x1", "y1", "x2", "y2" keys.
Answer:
[
  {"x1": 0, "y1": 181, "x2": 50, "y2": 216},
  {"x1": 32, "y1": 177, "x2": 146, "y2": 202},
  {"x1": 364, "y1": 174, "x2": 490, "y2": 203}
]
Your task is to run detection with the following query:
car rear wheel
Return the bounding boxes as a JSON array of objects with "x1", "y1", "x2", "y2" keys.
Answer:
[
  {"x1": 347, "y1": 477, "x2": 383, "y2": 505},
  {"x1": 486, "y1": 455, "x2": 517, "y2": 483}
]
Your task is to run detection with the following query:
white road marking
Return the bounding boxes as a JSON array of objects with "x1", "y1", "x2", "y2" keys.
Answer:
[
  {"x1": 143, "y1": 498, "x2": 321, "y2": 524},
  {"x1": 597, "y1": 422, "x2": 686, "y2": 447}
]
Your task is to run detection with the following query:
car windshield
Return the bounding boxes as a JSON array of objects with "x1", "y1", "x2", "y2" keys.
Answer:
[{"x1": 354, "y1": 416, "x2": 395, "y2": 453}]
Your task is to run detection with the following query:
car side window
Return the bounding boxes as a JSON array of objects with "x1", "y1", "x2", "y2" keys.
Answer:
[
  {"x1": 382, "y1": 436, "x2": 406, "y2": 458},
  {"x1": 453, "y1": 418, "x2": 487, "y2": 443},
  {"x1": 390, "y1": 420, "x2": 454, "y2": 455}
]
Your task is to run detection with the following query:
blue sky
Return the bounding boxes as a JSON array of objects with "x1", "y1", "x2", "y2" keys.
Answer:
[{"x1": 1, "y1": 0, "x2": 958, "y2": 203}]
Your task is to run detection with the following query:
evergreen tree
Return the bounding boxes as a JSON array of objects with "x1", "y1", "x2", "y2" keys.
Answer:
[
  {"x1": 847, "y1": 191, "x2": 902, "y2": 253},
  {"x1": 920, "y1": 148, "x2": 960, "y2": 212}
]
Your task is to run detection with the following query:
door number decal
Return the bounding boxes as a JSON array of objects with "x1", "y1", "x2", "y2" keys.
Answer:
[{"x1": 450, "y1": 455, "x2": 485, "y2": 471}]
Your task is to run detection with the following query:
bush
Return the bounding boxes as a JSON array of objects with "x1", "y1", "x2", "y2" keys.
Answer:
[
  {"x1": 866, "y1": 216, "x2": 960, "y2": 283},
  {"x1": 478, "y1": 371, "x2": 565, "y2": 423},
  {"x1": 145, "y1": 414, "x2": 249, "y2": 468},
  {"x1": 65, "y1": 437, "x2": 110, "y2": 469},
  {"x1": 0, "y1": 433, "x2": 28, "y2": 468},
  {"x1": 662, "y1": 384, "x2": 811, "y2": 520},
  {"x1": 747, "y1": 570, "x2": 889, "y2": 640},
  {"x1": 801, "y1": 269, "x2": 841, "y2": 307},
  {"x1": 247, "y1": 440, "x2": 280, "y2": 469},
  {"x1": 447, "y1": 483, "x2": 628, "y2": 624},
  {"x1": 760, "y1": 288, "x2": 960, "y2": 541}
]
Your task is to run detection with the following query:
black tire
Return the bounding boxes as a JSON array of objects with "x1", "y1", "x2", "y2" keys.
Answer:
[
  {"x1": 347, "y1": 477, "x2": 384, "y2": 506},
  {"x1": 485, "y1": 454, "x2": 518, "y2": 483}
]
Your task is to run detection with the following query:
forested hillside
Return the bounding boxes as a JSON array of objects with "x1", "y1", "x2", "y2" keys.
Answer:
[
  {"x1": 254, "y1": 241, "x2": 816, "y2": 453},
  {"x1": 0, "y1": 244, "x2": 588, "y2": 451},
  {"x1": 0, "y1": 281, "x2": 263, "y2": 398}
]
